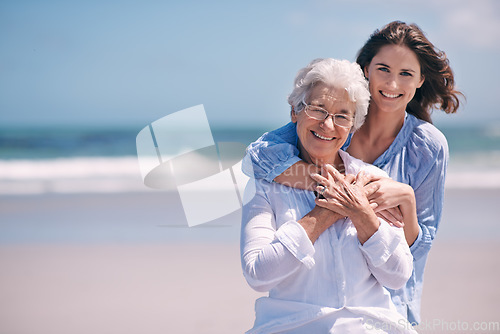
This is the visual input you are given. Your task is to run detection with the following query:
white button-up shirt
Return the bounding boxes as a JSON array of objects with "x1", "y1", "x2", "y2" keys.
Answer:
[{"x1": 240, "y1": 150, "x2": 417, "y2": 333}]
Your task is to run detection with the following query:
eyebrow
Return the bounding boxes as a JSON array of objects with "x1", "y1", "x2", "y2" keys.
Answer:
[
  {"x1": 338, "y1": 109, "x2": 351, "y2": 115},
  {"x1": 375, "y1": 62, "x2": 416, "y2": 73},
  {"x1": 309, "y1": 101, "x2": 353, "y2": 114}
]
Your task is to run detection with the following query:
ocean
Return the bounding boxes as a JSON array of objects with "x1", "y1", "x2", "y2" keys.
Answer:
[
  {"x1": 1, "y1": 124, "x2": 499, "y2": 195},
  {"x1": 1, "y1": 124, "x2": 499, "y2": 244}
]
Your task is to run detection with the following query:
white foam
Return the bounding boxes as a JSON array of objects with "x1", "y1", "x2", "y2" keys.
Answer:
[
  {"x1": 445, "y1": 170, "x2": 500, "y2": 189},
  {"x1": 0, "y1": 156, "x2": 242, "y2": 195},
  {"x1": 1, "y1": 155, "x2": 499, "y2": 195}
]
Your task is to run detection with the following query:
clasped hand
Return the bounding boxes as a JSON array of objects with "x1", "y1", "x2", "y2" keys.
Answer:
[{"x1": 310, "y1": 165, "x2": 405, "y2": 228}]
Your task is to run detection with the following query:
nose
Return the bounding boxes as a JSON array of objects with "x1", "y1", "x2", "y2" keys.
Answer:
[
  {"x1": 387, "y1": 74, "x2": 398, "y2": 90},
  {"x1": 321, "y1": 115, "x2": 336, "y2": 131}
]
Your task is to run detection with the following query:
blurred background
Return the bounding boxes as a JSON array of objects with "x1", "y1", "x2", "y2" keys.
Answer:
[{"x1": 1, "y1": 0, "x2": 499, "y2": 128}]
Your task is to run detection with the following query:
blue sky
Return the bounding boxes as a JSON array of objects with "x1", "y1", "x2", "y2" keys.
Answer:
[{"x1": 1, "y1": 0, "x2": 499, "y2": 130}]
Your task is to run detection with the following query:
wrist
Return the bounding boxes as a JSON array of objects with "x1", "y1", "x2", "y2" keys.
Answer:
[
  {"x1": 350, "y1": 208, "x2": 380, "y2": 245},
  {"x1": 402, "y1": 184, "x2": 416, "y2": 206},
  {"x1": 299, "y1": 206, "x2": 341, "y2": 243}
]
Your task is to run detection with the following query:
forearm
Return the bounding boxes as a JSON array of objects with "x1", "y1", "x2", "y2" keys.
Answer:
[
  {"x1": 350, "y1": 209, "x2": 381, "y2": 245},
  {"x1": 241, "y1": 189, "x2": 320, "y2": 291},
  {"x1": 366, "y1": 177, "x2": 419, "y2": 246},
  {"x1": 242, "y1": 122, "x2": 301, "y2": 182},
  {"x1": 274, "y1": 160, "x2": 320, "y2": 191},
  {"x1": 400, "y1": 186, "x2": 419, "y2": 246},
  {"x1": 298, "y1": 206, "x2": 342, "y2": 243},
  {"x1": 242, "y1": 238, "x2": 304, "y2": 292}
]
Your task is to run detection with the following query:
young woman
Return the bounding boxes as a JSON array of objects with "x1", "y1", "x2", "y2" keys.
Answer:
[{"x1": 242, "y1": 21, "x2": 463, "y2": 325}]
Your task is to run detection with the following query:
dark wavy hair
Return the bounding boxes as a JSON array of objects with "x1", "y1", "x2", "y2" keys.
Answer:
[{"x1": 356, "y1": 21, "x2": 463, "y2": 123}]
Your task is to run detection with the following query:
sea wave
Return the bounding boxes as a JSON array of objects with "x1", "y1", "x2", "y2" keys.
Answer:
[{"x1": 1, "y1": 155, "x2": 500, "y2": 195}]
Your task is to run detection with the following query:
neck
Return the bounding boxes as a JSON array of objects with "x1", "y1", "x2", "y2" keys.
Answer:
[
  {"x1": 359, "y1": 105, "x2": 405, "y2": 141},
  {"x1": 298, "y1": 142, "x2": 343, "y2": 170}
]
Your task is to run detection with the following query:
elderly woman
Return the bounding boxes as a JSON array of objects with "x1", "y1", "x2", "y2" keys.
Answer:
[{"x1": 240, "y1": 58, "x2": 416, "y2": 333}]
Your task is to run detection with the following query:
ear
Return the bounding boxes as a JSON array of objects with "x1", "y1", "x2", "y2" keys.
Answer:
[
  {"x1": 291, "y1": 106, "x2": 298, "y2": 123},
  {"x1": 417, "y1": 74, "x2": 425, "y2": 89},
  {"x1": 363, "y1": 66, "x2": 369, "y2": 80}
]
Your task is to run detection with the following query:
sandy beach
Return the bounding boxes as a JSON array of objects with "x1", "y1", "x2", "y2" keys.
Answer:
[{"x1": 0, "y1": 188, "x2": 499, "y2": 334}]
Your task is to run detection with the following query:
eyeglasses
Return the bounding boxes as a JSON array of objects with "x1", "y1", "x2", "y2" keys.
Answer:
[{"x1": 301, "y1": 100, "x2": 354, "y2": 129}]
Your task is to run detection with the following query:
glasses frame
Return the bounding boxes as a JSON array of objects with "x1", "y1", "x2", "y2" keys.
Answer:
[{"x1": 301, "y1": 100, "x2": 354, "y2": 129}]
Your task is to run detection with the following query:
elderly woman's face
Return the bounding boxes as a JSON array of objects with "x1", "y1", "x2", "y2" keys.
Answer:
[{"x1": 292, "y1": 83, "x2": 355, "y2": 166}]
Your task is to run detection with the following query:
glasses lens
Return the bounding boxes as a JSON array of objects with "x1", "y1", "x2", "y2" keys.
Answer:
[
  {"x1": 334, "y1": 115, "x2": 353, "y2": 128},
  {"x1": 305, "y1": 106, "x2": 328, "y2": 120}
]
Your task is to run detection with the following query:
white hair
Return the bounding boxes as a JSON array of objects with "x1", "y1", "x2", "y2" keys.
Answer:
[{"x1": 288, "y1": 58, "x2": 370, "y2": 132}]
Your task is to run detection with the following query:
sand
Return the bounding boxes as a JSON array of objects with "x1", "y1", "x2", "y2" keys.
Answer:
[{"x1": 0, "y1": 188, "x2": 499, "y2": 333}]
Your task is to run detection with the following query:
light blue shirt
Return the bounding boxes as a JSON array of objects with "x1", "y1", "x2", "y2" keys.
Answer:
[{"x1": 242, "y1": 113, "x2": 449, "y2": 325}]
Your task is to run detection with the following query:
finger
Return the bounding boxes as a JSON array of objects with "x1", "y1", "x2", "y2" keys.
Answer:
[
  {"x1": 375, "y1": 212, "x2": 398, "y2": 227},
  {"x1": 355, "y1": 171, "x2": 373, "y2": 187},
  {"x1": 364, "y1": 182, "x2": 381, "y2": 199},
  {"x1": 363, "y1": 173, "x2": 384, "y2": 183},
  {"x1": 376, "y1": 210, "x2": 404, "y2": 228},
  {"x1": 323, "y1": 164, "x2": 344, "y2": 182},
  {"x1": 310, "y1": 172, "x2": 328, "y2": 185},
  {"x1": 315, "y1": 197, "x2": 344, "y2": 214},
  {"x1": 344, "y1": 174, "x2": 356, "y2": 184},
  {"x1": 386, "y1": 206, "x2": 404, "y2": 222},
  {"x1": 315, "y1": 185, "x2": 327, "y2": 196}
]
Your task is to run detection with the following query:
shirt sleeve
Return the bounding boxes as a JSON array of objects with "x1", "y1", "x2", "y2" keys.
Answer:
[
  {"x1": 359, "y1": 220, "x2": 413, "y2": 290},
  {"x1": 409, "y1": 138, "x2": 449, "y2": 261},
  {"x1": 242, "y1": 122, "x2": 301, "y2": 183},
  {"x1": 240, "y1": 181, "x2": 315, "y2": 292}
]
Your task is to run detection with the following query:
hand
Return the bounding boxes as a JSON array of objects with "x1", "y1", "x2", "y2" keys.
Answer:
[
  {"x1": 363, "y1": 175, "x2": 415, "y2": 227},
  {"x1": 311, "y1": 166, "x2": 380, "y2": 244},
  {"x1": 311, "y1": 165, "x2": 372, "y2": 220},
  {"x1": 374, "y1": 207, "x2": 404, "y2": 228}
]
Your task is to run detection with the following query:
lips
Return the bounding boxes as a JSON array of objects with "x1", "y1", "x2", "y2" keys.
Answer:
[
  {"x1": 380, "y1": 91, "x2": 403, "y2": 99},
  {"x1": 311, "y1": 131, "x2": 334, "y2": 141}
]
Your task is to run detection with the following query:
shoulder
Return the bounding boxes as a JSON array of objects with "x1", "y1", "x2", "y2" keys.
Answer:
[
  {"x1": 339, "y1": 150, "x2": 388, "y2": 178},
  {"x1": 407, "y1": 114, "x2": 449, "y2": 158},
  {"x1": 257, "y1": 122, "x2": 297, "y2": 144}
]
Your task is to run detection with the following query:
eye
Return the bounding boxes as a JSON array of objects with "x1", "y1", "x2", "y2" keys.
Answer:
[
  {"x1": 377, "y1": 67, "x2": 389, "y2": 73},
  {"x1": 310, "y1": 106, "x2": 326, "y2": 113},
  {"x1": 334, "y1": 114, "x2": 350, "y2": 121},
  {"x1": 401, "y1": 71, "x2": 413, "y2": 77}
]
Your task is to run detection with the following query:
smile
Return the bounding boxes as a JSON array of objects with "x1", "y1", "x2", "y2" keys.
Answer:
[
  {"x1": 380, "y1": 91, "x2": 402, "y2": 99},
  {"x1": 312, "y1": 131, "x2": 334, "y2": 141}
]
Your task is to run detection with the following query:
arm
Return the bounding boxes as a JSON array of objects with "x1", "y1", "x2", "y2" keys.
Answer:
[
  {"x1": 408, "y1": 144, "x2": 448, "y2": 261},
  {"x1": 311, "y1": 166, "x2": 380, "y2": 245},
  {"x1": 312, "y1": 166, "x2": 412, "y2": 289},
  {"x1": 242, "y1": 122, "x2": 302, "y2": 183},
  {"x1": 363, "y1": 176, "x2": 419, "y2": 246},
  {"x1": 359, "y1": 220, "x2": 413, "y2": 290},
  {"x1": 242, "y1": 122, "x2": 320, "y2": 190},
  {"x1": 240, "y1": 181, "x2": 340, "y2": 292},
  {"x1": 274, "y1": 160, "x2": 319, "y2": 190}
]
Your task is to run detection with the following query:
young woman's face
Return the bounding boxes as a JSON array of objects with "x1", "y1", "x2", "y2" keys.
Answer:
[{"x1": 364, "y1": 44, "x2": 424, "y2": 115}]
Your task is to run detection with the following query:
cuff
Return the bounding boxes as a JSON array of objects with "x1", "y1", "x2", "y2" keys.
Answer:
[
  {"x1": 409, "y1": 224, "x2": 423, "y2": 253},
  {"x1": 409, "y1": 224, "x2": 433, "y2": 261},
  {"x1": 359, "y1": 220, "x2": 403, "y2": 267},
  {"x1": 275, "y1": 220, "x2": 315, "y2": 269}
]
